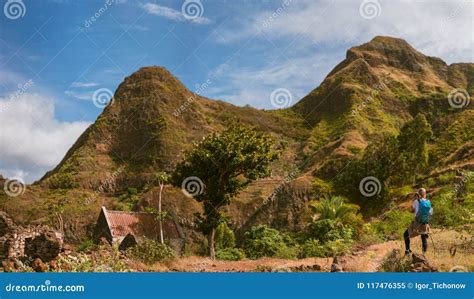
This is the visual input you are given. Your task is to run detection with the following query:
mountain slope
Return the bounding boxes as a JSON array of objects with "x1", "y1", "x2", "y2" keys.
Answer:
[{"x1": 1, "y1": 36, "x2": 472, "y2": 242}]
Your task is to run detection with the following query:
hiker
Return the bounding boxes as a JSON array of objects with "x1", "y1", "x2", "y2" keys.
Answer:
[{"x1": 403, "y1": 188, "x2": 433, "y2": 255}]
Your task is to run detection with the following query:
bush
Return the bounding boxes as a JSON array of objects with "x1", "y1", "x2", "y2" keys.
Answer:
[
  {"x1": 308, "y1": 219, "x2": 353, "y2": 243},
  {"x1": 430, "y1": 190, "x2": 469, "y2": 227},
  {"x1": 55, "y1": 245, "x2": 131, "y2": 272},
  {"x1": 216, "y1": 248, "x2": 245, "y2": 261},
  {"x1": 300, "y1": 239, "x2": 326, "y2": 258},
  {"x1": 275, "y1": 245, "x2": 299, "y2": 260},
  {"x1": 76, "y1": 239, "x2": 94, "y2": 252},
  {"x1": 438, "y1": 171, "x2": 456, "y2": 185},
  {"x1": 324, "y1": 239, "x2": 352, "y2": 256},
  {"x1": 357, "y1": 224, "x2": 383, "y2": 246},
  {"x1": 371, "y1": 209, "x2": 413, "y2": 240},
  {"x1": 380, "y1": 251, "x2": 412, "y2": 272},
  {"x1": 300, "y1": 238, "x2": 352, "y2": 258},
  {"x1": 48, "y1": 173, "x2": 78, "y2": 189},
  {"x1": 215, "y1": 222, "x2": 236, "y2": 250},
  {"x1": 244, "y1": 225, "x2": 292, "y2": 259},
  {"x1": 126, "y1": 240, "x2": 175, "y2": 264}
]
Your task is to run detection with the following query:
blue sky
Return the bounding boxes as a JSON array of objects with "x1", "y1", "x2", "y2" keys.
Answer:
[{"x1": 0, "y1": 0, "x2": 473, "y2": 182}]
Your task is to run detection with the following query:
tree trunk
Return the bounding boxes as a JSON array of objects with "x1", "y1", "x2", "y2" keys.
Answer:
[
  {"x1": 208, "y1": 227, "x2": 216, "y2": 259},
  {"x1": 158, "y1": 184, "x2": 164, "y2": 244}
]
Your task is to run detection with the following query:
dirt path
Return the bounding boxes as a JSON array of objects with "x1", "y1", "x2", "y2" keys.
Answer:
[
  {"x1": 144, "y1": 229, "x2": 471, "y2": 272},
  {"x1": 156, "y1": 241, "x2": 402, "y2": 272}
]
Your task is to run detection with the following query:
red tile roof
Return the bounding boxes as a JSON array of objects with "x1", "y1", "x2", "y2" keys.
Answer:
[{"x1": 102, "y1": 208, "x2": 180, "y2": 240}]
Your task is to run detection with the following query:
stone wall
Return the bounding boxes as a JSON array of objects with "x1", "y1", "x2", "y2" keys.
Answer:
[{"x1": 0, "y1": 212, "x2": 63, "y2": 262}]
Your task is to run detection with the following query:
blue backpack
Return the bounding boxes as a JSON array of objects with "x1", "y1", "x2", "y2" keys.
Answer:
[{"x1": 416, "y1": 200, "x2": 432, "y2": 224}]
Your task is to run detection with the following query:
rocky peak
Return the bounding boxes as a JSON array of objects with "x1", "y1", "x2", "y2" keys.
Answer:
[
  {"x1": 113, "y1": 66, "x2": 192, "y2": 105},
  {"x1": 346, "y1": 36, "x2": 434, "y2": 72}
]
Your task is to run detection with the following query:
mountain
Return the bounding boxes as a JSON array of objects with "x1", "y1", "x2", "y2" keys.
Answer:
[{"x1": 1, "y1": 36, "x2": 472, "y2": 242}]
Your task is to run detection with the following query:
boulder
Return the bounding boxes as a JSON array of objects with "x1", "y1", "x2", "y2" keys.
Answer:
[
  {"x1": 32, "y1": 258, "x2": 47, "y2": 272},
  {"x1": 409, "y1": 253, "x2": 437, "y2": 272},
  {"x1": 331, "y1": 257, "x2": 343, "y2": 272}
]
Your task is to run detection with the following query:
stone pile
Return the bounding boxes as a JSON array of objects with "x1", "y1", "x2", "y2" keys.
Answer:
[
  {"x1": 0, "y1": 212, "x2": 63, "y2": 263},
  {"x1": 409, "y1": 253, "x2": 438, "y2": 272}
]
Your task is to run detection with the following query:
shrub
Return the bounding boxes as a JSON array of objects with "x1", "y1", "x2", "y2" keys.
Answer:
[
  {"x1": 324, "y1": 239, "x2": 352, "y2": 256},
  {"x1": 48, "y1": 173, "x2": 78, "y2": 189},
  {"x1": 357, "y1": 224, "x2": 383, "y2": 246},
  {"x1": 300, "y1": 239, "x2": 326, "y2": 258},
  {"x1": 76, "y1": 239, "x2": 94, "y2": 252},
  {"x1": 55, "y1": 245, "x2": 131, "y2": 272},
  {"x1": 300, "y1": 238, "x2": 352, "y2": 258},
  {"x1": 371, "y1": 209, "x2": 413, "y2": 240},
  {"x1": 126, "y1": 240, "x2": 175, "y2": 264},
  {"x1": 215, "y1": 222, "x2": 236, "y2": 250},
  {"x1": 430, "y1": 190, "x2": 469, "y2": 227},
  {"x1": 244, "y1": 225, "x2": 290, "y2": 259},
  {"x1": 216, "y1": 248, "x2": 245, "y2": 261},
  {"x1": 308, "y1": 219, "x2": 353, "y2": 243},
  {"x1": 438, "y1": 171, "x2": 456, "y2": 185},
  {"x1": 380, "y1": 251, "x2": 412, "y2": 272},
  {"x1": 275, "y1": 245, "x2": 299, "y2": 260},
  {"x1": 310, "y1": 196, "x2": 359, "y2": 222}
]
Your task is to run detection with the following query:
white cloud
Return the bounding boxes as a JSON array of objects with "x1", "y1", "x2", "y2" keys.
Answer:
[
  {"x1": 70, "y1": 82, "x2": 98, "y2": 88},
  {"x1": 218, "y1": 0, "x2": 473, "y2": 64},
  {"x1": 142, "y1": 3, "x2": 211, "y2": 25},
  {"x1": 207, "y1": 0, "x2": 473, "y2": 109},
  {"x1": 0, "y1": 93, "x2": 90, "y2": 183},
  {"x1": 64, "y1": 90, "x2": 92, "y2": 101},
  {"x1": 207, "y1": 51, "x2": 341, "y2": 109}
]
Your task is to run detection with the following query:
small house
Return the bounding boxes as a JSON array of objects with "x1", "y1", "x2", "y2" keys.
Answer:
[{"x1": 93, "y1": 207, "x2": 185, "y2": 252}]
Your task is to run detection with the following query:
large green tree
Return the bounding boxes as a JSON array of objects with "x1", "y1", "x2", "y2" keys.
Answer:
[{"x1": 172, "y1": 122, "x2": 279, "y2": 258}]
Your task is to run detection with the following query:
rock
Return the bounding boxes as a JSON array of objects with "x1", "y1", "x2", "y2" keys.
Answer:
[
  {"x1": 409, "y1": 254, "x2": 437, "y2": 272},
  {"x1": 2, "y1": 259, "x2": 16, "y2": 272},
  {"x1": 412, "y1": 253, "x2": 427, "y2": 264},
  {"x1": 331, "y1": 263, "x2": 343, "y2": 272},
  {"x1": 49, "y1": 259, "x2": 58, "y2": 271},
  {"x1": 271, "y1": 266, "x2": 291, "y2": 272},
  {"x1": 25, "y1": 231, "x2": 62, "y2": 262},
  {"x1": 288, "y1": 264, "x2": 323, "y2": 272},
  {"x1": 311, "y1": 264, "x2": 322, "y2": 271},
  {"x1": 32, "y1": 258, "x2": 47, "y2": 272},
  {"x1": 331, "y1": 256, "x2": 343, "y2": 272}
]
